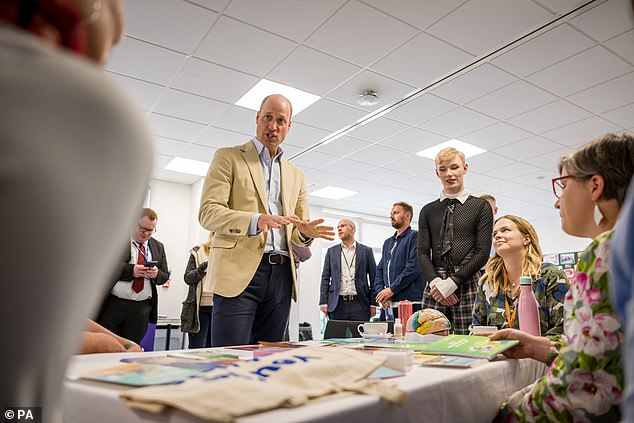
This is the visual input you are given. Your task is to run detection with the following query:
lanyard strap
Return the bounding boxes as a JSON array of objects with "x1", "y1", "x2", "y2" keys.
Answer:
[
  {"x1": 504, "y1": 290, "x2": 520, "y2": 328},
  {"x1": 341, "y1": 245, "x2": 356, "y2": 273},
  {"x1": 133, "y1": 242, "x2": 148, "y2": 263}
]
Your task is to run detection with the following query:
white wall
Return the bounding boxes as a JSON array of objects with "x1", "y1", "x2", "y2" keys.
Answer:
[{"x1": 148, "y1": 179, "x2": 193, "y2": 318}]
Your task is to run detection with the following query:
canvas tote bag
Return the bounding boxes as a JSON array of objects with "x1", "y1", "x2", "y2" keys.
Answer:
[{"x1": 120, "y1": 346, "x2": 407, "y2": 422}]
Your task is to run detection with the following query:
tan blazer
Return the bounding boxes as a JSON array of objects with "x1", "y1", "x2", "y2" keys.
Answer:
[{"x1": 198, "y1": 140, "x2": 311, "y2": 299}]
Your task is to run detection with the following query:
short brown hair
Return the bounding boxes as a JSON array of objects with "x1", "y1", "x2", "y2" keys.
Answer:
[
  {"x1": 479, "y1": 194, "x2": 496, "y2": 203},
  {"x1": 435, "y1": 147, "x2": 465, "y2": 166},
  {"x1": 558, "y1": 133, "x2": 634, "y2": 206},
  {"x1": 140, "y1": 207, "x2": 157, "y2": 221},
  {"x1": 393, "y1": 202, "x2": 413, "y2": 219}
]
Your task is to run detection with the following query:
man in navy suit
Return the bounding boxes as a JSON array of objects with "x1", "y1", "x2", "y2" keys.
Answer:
[{"x1": 319, "y1": 220, "x2": 377, "y2": 321}]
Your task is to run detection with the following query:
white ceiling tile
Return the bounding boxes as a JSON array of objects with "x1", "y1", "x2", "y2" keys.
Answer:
[
  {"x1": 467, "y1": 80, "x2": 557, "y2": 119},
  {"x1": 178, "y1": 143, "x2": 217, "y2": 162},
  {"x1": 224, "y1": 0, "x2": 345, "y2": 41},
  {"x1": 279, "y1": 143, "x2": 303, "y2": 158},
  {"x1": 418, "y1": 107, "x2": 497, "y2": 138},
  {"x1": 124, "y1": 0, "x2": 217, "y2": 53},
  {"x1": 460, "y1": 122, "x2": 532, "y2": 150},
  {"x1": 336, "y1": 178, "x2": 380, "y2": 194},
  {"x1": 522, "y1": 147, "x2": 572, "y2": 170},
  {"x1": 314, "y1": 136, "x2": 372, "y2": 157},
  {"x1": 294, "y1": 99, "x2": 366, "y2": 131},
  {"x1": 106, "y1": 37, "x2": 186, "y2": 85},
  {"x1": 347, "y1": 118, "x2": 410, "y2": 142},
  {"x1": 153, "y1": 136, "x2": 189, "y2": 155},
  {"x1": 153, "y1": 153, "x2": 173, "y2": 169},
  {"x1": 507, "y1": 100, "x2": 592, "y2": 133},
  {"x1": 379, "y1": 127, "x2": 447, "y2": 153},
  {"x1": 107, "y1": 73, "x2": 164, "y2": 110},
  {"x1": 387, "y1": 94, "x2": 457, "y2": 125},
  {"x1": 358, "y1": 167, "x2": 410, "y2": 185},
  {"x1": 532, "y1": 0, "x2": 589, "y2": 14},
  {"x1": 320, "y1": 159, "x2": 377, "y2": 177},
  {"x1": 194, "y1": 126, "x2": 250, "y2": 149},
  {"x1": 501, "y1": 186, "x2": 557, "y2": 208},
  {"x1": 186, "y1": 0, "x2": 228, "y2": 12},
  {"x1": 150, "y1": 114, "x2": 206, "y2": 141},
  {"x1": 567, "y1": 72, "x2": 634, "y2": 113},
  {"x1": 511, "y1": 168, "x2": 559, "y2": 190},
  {"x1": 171, "y1": 58, "x2": 259, "y2": 104},
  {"x1": 286, "y1": 123, "x2": 331, "y2": 150},
  {"x1": 493, "y1": 136, "x2": 565, "y2": 160},
  {"x1": 482, "y1": 161, "x2": 541, "y2": 179},
  {"x1": 352, "y1": 145, "x2": 410, "y2": 166},
  {"x1": 541, "y1": 116, "x2": 623, "y2": 146},
  {"x1": 602, "y1": 102, "x2": 634, "y2": 128},
  {"x1": 195, "y1": 17, "x2": 296, "y2": 75},
  {"x1": 431, "y1": 64, "x2": 516, "y2": 104},
  {"x1": 153, "y1": 89, "x2": 230, "y2": 124},
  {"x1": 268, "y1": 47, "x2": 361, "y2": 96},
  {"x1": 290, "y1": 151, "x2": 338, "y2": 170},
  {"x1": 466, "y1": 172, "x2": 504, "y2": 190},
  {"x1": 151, "y1": 169, "x2": 202, "y2": 185},
  {"x1": 211, "y1": 106, "x2": 256, "y2": 135},
  {"x1": 492, "y1": 23, "x2": 596, "y2": 78},
  {"x1": 305, "y1": 1, "x2": 418, "y2": 67},
  {"x1": 381, "y1": 154, "x2": 434, "y2": 176},
  {"x1": 477, "y1": 178, "x2": 527, "y2": 194},
  {"x1": 371, "y1": 32, "x2": 473, "y2": 87},
  {"x1": 570, "y1": 0, "x2": 634, "y2": 42},
  {"x1": 426, "y1": 0, "x2": 553, "y2": 55},
  {"x1": 326, "y1": 70, "x2": 416, "y2": 111},
  {"x1": 303, "y1": 169, "x2": 348, "y2": 186},
  {"x1": 361, "y1": 0, "x2": 468, "y2": 30},
  {"x1": 527, "y1": 46, "x2": 631, "y2": 97},
  {"x1": 393, "y1": 176, "x2": 440, "y2": 195},
  {"x1": 605, "y1": 29, "x2": 634, "y2": 64},
  {"x1": 465, "y1": 152, "x2": 514, "y2": 174}
]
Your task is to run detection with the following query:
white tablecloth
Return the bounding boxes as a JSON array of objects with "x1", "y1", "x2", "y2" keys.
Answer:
[{"x1": 63, "y1": 349, "x2": 546, "y2": 423}]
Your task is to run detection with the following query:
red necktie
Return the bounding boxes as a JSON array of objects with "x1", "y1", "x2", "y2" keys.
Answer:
[{"x1": 132, "y1": 244, "x2": 146, "y2": 293}]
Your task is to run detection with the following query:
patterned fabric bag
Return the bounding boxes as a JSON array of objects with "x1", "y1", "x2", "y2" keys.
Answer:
[{"x1": 120, "y1": 347, "x2": 407, "y2": 422}]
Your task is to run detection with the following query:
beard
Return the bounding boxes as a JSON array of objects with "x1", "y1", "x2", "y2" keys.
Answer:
[{"x1": 391, "y1": 220, "x2": 403, "y2": 230}]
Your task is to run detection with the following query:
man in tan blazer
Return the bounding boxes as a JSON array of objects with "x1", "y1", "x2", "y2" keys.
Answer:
[{"x1": 199, "y1": 94, "x2": 334, "y2": 346}]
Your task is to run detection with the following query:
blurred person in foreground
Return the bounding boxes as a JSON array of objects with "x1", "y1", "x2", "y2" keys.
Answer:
[
  {"x1": 0, "y1": 0, "x2": 152, "y2": 420},
  {"x1": 472, "y1": 215, "x2": 569, "y2": 336},
  {"x1": 491, "y1": 133, "x2": 634, "y2": 422}
]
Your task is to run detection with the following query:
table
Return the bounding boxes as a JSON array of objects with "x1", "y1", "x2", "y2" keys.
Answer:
[{"x1": 63, "y1": 349, "x2": 547, "y2": 423}]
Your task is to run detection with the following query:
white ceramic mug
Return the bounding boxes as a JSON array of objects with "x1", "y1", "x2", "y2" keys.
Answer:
[{"x1": 357, "y1": 322, "x2": 389, "y2": 336}]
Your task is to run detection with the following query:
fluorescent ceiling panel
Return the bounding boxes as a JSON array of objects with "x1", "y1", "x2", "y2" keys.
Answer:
[
  {"x1": 235, "y1": 79, "x2": 320, "y2": 115},
  {"x1": 416, "y1": 139, "x2": 486, "y2": 160},
  {"x1": 310, "y1": 186, "x2": 358, "y2": 200},
  {"x1": 164, "y1": 157, "x2": 209, "y2": 176}
]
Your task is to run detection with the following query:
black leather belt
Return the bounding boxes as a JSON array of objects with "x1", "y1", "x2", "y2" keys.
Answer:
[
  {"x1": 263, "y1": 253, "x2": 289, "y2": 265},
  {"x1": 340, "y1": 295, "x2": 357, "y2": 301}
]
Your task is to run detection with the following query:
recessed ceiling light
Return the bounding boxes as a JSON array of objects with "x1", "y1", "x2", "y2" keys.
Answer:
[
  {"x1": 164, "y1": 157, "x2": 209, "y2": 176},
  {"x1": 416, "y1": 139, "x2": 486, "y2": 160},
  {"x1": 310, "y1": 186, "x2": 358, "y2": 200},
  {"x1": 235, "y1": 79, "x2": 320, "y2": 115}
]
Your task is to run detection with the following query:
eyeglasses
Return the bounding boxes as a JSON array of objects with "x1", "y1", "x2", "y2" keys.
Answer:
[
  {"x1": 551, "y1": 176, "x2": 572, "y2": 198},
  {"x1": 137, "y1": 224, "x2": 156, "y2": 235}
]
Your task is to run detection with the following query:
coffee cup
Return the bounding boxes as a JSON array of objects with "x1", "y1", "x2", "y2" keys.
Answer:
[{"x1": 357, "y1": 322, "x2": 389, "y2": 336}]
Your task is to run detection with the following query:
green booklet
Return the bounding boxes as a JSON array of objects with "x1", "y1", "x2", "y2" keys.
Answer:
[
  {"x1": 366, "y1": 335, "x2": 519, "y2": 360},
  {"x1": 81, "y1": 363, "x2": 200, "y2": 386}
]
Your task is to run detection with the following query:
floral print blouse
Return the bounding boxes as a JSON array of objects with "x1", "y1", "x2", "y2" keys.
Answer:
[
  {"x1": 498, "y1": 230, "x2": 623, "y2": 422},
  {"x1": 472, "y1": 263, "x2": 569, "y2": 336}
]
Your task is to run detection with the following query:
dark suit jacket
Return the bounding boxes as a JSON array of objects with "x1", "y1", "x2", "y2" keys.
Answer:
[
  {"x1": 319, "y1": 242, "x2": 376, "y2": 314},
  {"x1": 97, "y1": 237, "x2": 169, "y2": 324}
]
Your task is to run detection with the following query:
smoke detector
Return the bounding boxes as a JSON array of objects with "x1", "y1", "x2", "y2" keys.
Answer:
[{"x1": 357, "y1": 89, "x2": 379, "y2": 106}]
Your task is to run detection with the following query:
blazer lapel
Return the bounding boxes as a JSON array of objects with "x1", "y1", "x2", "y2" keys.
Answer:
[
  {"x1": 242, "y1": 140, "x2": 268, "y2": 210},
  {"x1": 280, "y1": 157, "x2": 293, "y2": 215}
]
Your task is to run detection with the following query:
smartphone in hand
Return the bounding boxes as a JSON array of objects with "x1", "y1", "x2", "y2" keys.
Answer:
[{"x1": 145, "y1": 260, "x2": 158, "y2": 268}]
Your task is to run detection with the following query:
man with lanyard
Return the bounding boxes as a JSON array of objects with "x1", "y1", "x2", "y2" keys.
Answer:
[
  {"x1": 320, "y1": 219, "x2": 377, "y2": 321},
  {"x1": 97, "y1": 208, "x2": 170, "y2": 344},
  {"x1": 374, "y1": 202, "x2": 425, "y2": 320},
  {"x1": 418, "y1": 147, "x2": 493, "y2": 334}
]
